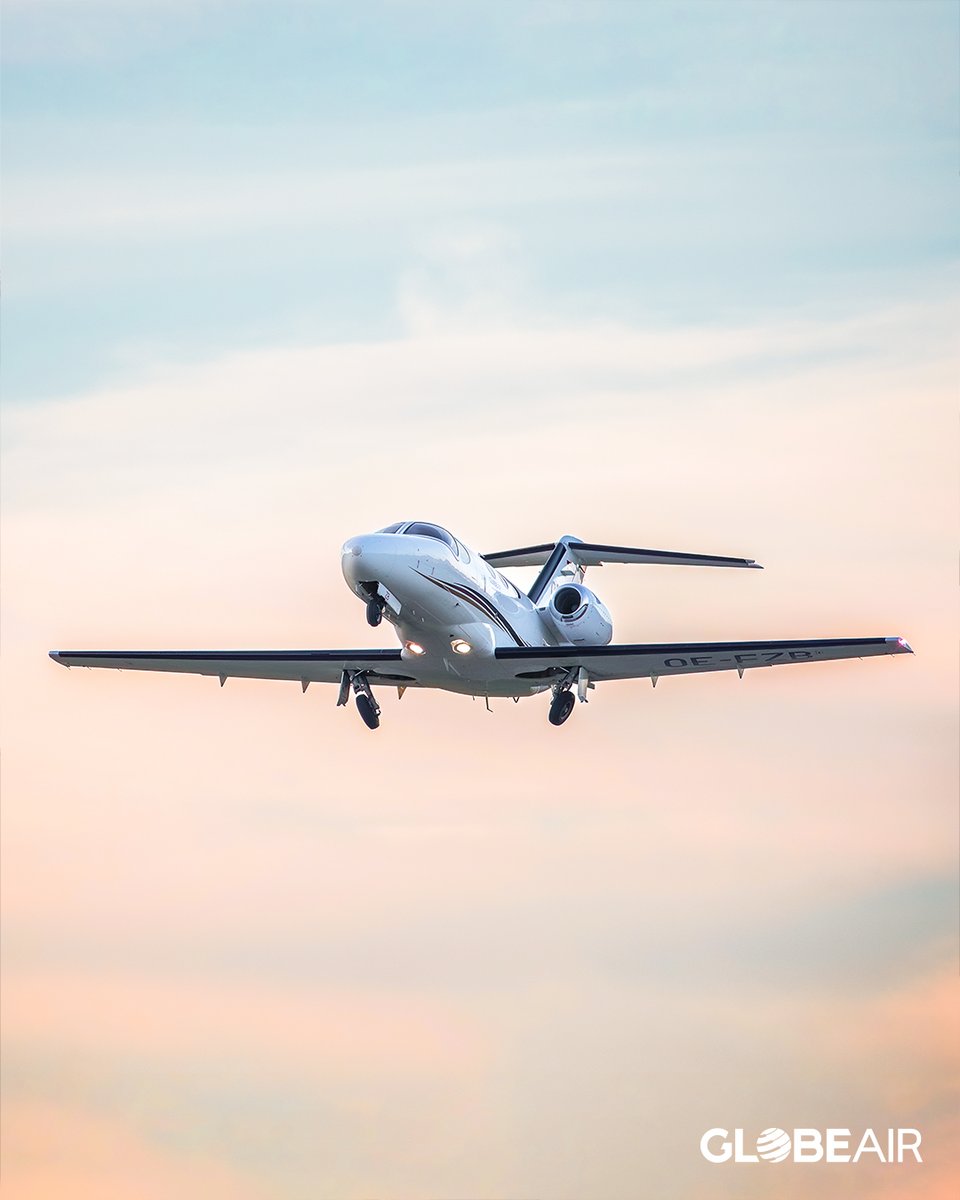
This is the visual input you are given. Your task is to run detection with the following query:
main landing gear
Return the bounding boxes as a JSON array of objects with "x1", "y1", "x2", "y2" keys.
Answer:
[
  {"x1": 338, "y1": 669, "x2": 381, "y2": 730},
  {"x1": 356, "y1": 692, "x2": 380, "y2": 729},
  {"x1": 548, "y1": 667, "x2": 593, "y2": 727},
  {"x1": 548, "y1": 690, "x2": 575, "y2": 726}
]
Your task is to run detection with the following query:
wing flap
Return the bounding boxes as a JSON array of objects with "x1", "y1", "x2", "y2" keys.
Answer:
[
  {"x1": 48, "y1": 649, "x2": 418, "y2": 686},
  {"x1": 495, "y1": 637, "x2": 912, "y2": 682}
]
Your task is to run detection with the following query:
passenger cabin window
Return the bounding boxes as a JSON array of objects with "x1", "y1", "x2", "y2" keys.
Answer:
[{"x1": 405, "y1": 522, "x2": 457, "y2": 550}]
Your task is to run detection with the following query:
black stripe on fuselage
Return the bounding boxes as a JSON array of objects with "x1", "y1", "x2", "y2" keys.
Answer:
[
  {"x1": 422, "y1": 574, "x2": 528, "y2": 647},
  {"x1": 415, "y1": 571, "x2": 528, "y2": 647},
  {"x1": 426, "y1": 576, "x2": 525, "y2": 644}
]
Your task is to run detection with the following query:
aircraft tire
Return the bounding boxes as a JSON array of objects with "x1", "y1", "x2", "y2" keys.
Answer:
[
  {"x1": 356, "y1": 693, "x2": 380, "y2": 729},
  {"x1": 365, "y1": 600, "x2": 383, "y2": 627},
  {"x1": 548, "y1": 691, "x2": 575, "y2": 726}
]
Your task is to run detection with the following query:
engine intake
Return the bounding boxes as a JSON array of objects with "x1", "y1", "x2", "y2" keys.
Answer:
[{"x1": 542, "y1": 583, "x2": 613, "y2": 646}]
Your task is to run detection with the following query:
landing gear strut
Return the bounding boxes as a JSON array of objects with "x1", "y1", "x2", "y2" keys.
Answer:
[
  {"x1": 338, "y1": 669, "x2": 381, "y2": 730},
  {"x1": 548, "y1": 667, "x2": 590, "y2": 726}
]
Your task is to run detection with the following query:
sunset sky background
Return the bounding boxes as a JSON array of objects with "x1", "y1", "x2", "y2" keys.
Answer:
[{"x1": 2, "y1": 2, "x2": 957, "y2": 1197}]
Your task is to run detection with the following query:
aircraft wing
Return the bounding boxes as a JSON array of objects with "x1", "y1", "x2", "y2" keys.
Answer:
[
  {"x1": 48, "y1": 648, "x2": 419, "y2": 686},
  {"x1": 495, "y1": 636, "x2": 912, "y2": 683}
]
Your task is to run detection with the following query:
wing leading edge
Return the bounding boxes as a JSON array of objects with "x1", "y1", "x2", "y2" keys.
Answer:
[
  {"x1": 495, "y1": 637, "x2": 912, "y2": 683},
  {"x1": 48, "y1": 649, "x2": 420, "y2": 686}
]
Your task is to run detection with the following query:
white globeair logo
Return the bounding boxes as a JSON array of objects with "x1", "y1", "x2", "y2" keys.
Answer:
[
  {"x1": 755, "y1": 1128, "x2": 791, "y2": 1162},
  {"x1": 700, "y1": 1126, "x2": 923, "y2": 1164}
]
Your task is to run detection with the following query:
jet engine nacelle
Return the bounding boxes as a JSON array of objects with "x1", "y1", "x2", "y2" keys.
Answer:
[{"x1": 541, "y1": 583, "x2": 613, "y2": 646}]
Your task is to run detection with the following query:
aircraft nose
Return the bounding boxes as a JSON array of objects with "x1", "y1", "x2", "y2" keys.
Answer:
[
  {"x1": 341, "y1": 534, "x2": 403, "y2": 589},
  {"x1": 341, "y1": 537, "x2": 366, "y2": 586}
]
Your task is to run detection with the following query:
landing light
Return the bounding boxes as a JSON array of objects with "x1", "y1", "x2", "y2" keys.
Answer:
[
  {"x1": 405, "y1": 641, "x2": 426, "y2": 656},
  {"x1": 451, "y1": 638, "x2": 472, "y2": 655}
]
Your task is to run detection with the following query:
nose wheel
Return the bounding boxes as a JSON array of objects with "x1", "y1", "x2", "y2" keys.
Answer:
[{"x1": 358, "y1": 582, "x2": 385, "y2": 627}]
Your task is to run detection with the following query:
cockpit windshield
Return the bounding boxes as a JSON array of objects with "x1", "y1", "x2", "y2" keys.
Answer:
[
  {"x1": 376, "y1": 521, "x2": 459, "y2": 551},
  {"x1": 403, "y1": 522, "x2": 457, "y2": 550}
]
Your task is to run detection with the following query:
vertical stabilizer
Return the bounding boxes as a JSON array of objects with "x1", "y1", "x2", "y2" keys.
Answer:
[{"x1": 527, "y1": 536, "x2": 585, "y2": 603}]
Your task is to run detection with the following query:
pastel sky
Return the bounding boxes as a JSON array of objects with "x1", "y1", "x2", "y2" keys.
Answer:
[{"x1": 2, "y1": 2, "x2": 957, "y2": 1198}]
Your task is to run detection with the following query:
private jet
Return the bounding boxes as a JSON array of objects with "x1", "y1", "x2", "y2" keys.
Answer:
[{"x1": 49, "y1": 522, "x2": 912, "y2": 729}]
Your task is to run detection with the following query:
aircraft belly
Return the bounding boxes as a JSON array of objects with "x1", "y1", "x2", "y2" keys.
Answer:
[
  {"x1": 399, "y1": 669, "x2": 547, "y2": 698},
  {"x1": 442, "y1": 678, "x2": 548, "y2": 698}
]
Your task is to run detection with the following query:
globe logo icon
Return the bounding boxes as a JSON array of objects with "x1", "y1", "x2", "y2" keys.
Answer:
[{"x1": 756, "y1": 1127, "x2": 792, "y2": 1162}]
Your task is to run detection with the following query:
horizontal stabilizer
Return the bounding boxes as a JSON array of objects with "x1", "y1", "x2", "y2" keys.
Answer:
[
  {"x1": 570, "y1": 541, "x2": 761, "y2": 569},
  {"x1": 483, "y1": 539, "x2": 761, "y2": 570},
  {"x1": 482, "y1": 543, "x2": 556, "y2": 568}
]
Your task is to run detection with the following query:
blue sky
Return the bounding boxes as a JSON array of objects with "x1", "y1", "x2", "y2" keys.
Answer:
[{"x1": 3, "y1": 0, "x2": 956, "y2": 402}]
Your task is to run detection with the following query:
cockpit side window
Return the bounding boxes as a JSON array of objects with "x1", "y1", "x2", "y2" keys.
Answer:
[
  {"x1": 405, "y1": 522, "x2": 457, "y2": 550},
  {"x1": 454, "y1": 538, "x2": 471, "y2": 563},
  {"x1": 499, "y1": 572, "x2": 521, "y2": 599}
]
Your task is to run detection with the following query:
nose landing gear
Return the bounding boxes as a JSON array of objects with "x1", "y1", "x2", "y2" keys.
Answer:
[
  {"x1": 359, "y1": 582, "x2": 385, "y2": 627},
  {"x1": 357, "y1": 580, "x2": 384, "y2": 628}
]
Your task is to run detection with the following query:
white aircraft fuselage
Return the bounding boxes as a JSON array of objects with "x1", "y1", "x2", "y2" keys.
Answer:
[{"x1": 341, "y1": 524, "x2": 601, "y2": 696}]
